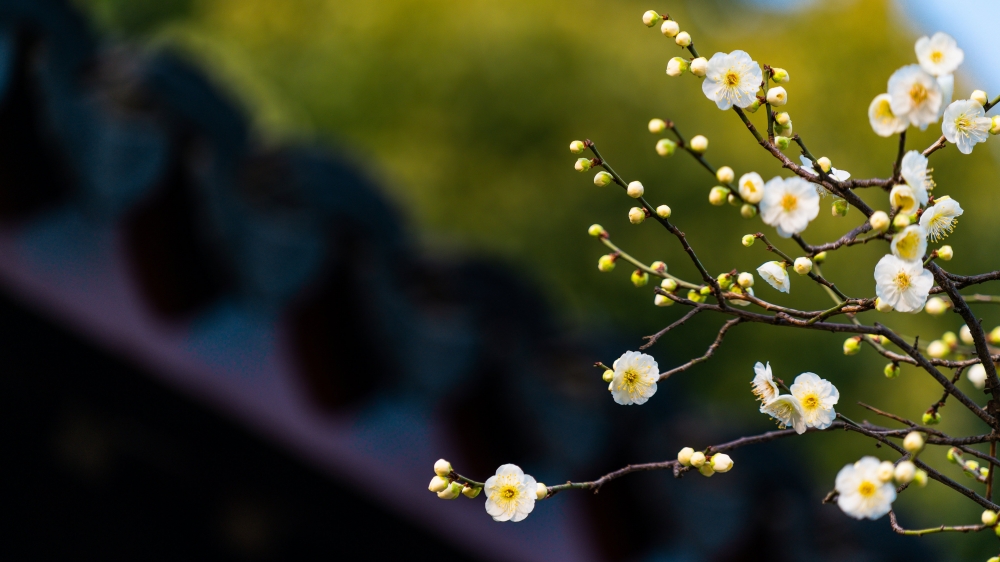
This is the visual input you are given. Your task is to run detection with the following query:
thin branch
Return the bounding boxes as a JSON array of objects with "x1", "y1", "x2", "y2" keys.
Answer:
[
  {"x1": 888, "y1": 511, "x2": 987, "y2": 536},
  {"x1": 658, "y1": 318, "x2": 742, "y2": 380},
  {"x1": 641, "y1": 306, "x2": 705, "y2": 350}
]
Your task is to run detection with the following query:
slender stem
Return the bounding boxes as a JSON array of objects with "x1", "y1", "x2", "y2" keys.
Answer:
[
  {"x1": 889, "y1": 511, "x2": 987, "y2": 536},
  {"x1": 599, "y1": 237, "x2": 699, "y2": 290},
  {"x1": 891, "y1": 131, "x2": 906, "y2": 180},
  {"x1": 451, "y1": 472, "x2": 485, "y2": 488}
]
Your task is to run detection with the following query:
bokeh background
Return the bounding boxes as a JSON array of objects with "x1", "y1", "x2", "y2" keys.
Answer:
[{"x1": 5, "y1": 0, "x2": 1000, "y2": 559}]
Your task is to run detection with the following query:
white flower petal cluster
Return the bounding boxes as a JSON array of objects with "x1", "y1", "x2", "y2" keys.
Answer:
[
  {"x1": 701, "y1": 50, "x2": 763, "y2": 110},
  {"x1": 751, "y1": 361, "x2": 779, "y2": 407},
  {"x1": 754, "y1": 365, "x2": 838, "y2": 435},
  {"x1": 835, "y1": 457, "x2": 897, "y2": 520},
  {"x1": 738, "y1": 172, "x2": 764, "y2": 204},
  {"x1": 890, "y1": 225, "x2": 928, "y2": 262},
  {"x1": 868, "y1": 93, "x2": 908, "y2": 137},
  {"x1": 915, "y1": 32, "x2": 964, "y2": 77},
  {"x1": 900, "y1": 150, "x2": 933, "y2": 207},
  {"x1": 484, "y1": 464, "x2": 537, "y2": 522},
  {"x1": 610, "y1": 351, "x2": 659, "y2": 405},
  {"x1": 942, "y1": 100, "x2": 991, "y2": 154},
  {"x1": 874, "y1": 255, "x2": 934, "y2": 313},
  {"x1": 919, "y1": 196, "x2": 963, "y2": 242},
  {"x1": 759, "y1": 176, "x2": 820, "y2": 237},
  {"x1": 887, "y1": 64, "x2": 943, "y2": 130},
  {"x1": 757, "y1": 261, "x2": 790, "y2": 293}
]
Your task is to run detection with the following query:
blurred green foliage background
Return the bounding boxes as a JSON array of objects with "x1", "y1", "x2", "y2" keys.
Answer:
[{"x1": 74, "y1": 0, "x2": 1000, "y2": 556}]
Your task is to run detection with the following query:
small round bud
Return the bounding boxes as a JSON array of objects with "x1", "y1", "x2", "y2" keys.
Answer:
[
  {"x1": 711, "y1": 453, "x2": 733, "y2": 473},
  {"x1": 770, "y1": 67, "x2": 789, "y2": 83},
  {"x1": 666, "y1": 57, "x2": 689, "y2": 77},
  {"x1": 642, "y1": 10, "x2": 662, "y2": 27},
  {"x1": 894, "y1": 460, "x2": 916, "y2": 484},
  {"x1": 648, "y1": 118, "x2": 667, "y2": 133},
  {"x1": 602, "y1": 369, "x2": 614, "y2": 383},
  {"x1": 966, "y1": 460, "x2": 980, "y2": 472},
  {"x1": 535, "y1": 482, "x2": 548, "y2": 500},
  {"x1": 925, "y1": 297, "x2": 949, "y2": 317},
  {"x1": 438, "y1": 481, "x2": 463, "y2": 500},
  {"x1": 629, "y1": 207, "x2": 646, "y2": 224},
  {"x1": 653, "y1": 294, "x2": 674, "y2": 307},
  {"x1": 655, "y1": 138, "x2": 677, "y2": 157},
  {"x1": 588, "y1": 224, "x2": 605, "y2": 237},
  {"x1": 733, "y1": 273, "x2": 752, "y2": 290},
  {"x1": 937, "y1": 245, "x2": 953, "y2": 261},
  {"x1": 926, "y1": 339, "x2": 949, "y2": 358},
  {"x1": 689, "y1": 451, "x2": 706, "y2": 467},
  {"x1": 716, "y1": 273, "x2": 732, "y2": 290},
  {"x1": 773, "y1": 118, "x2": 792, "y2": 136},
  {"x1": 462, "y1": 485, "x2": 482, "y2": 498},
  {"x1": 875, "y1": 297, "x2": 893, "y2": 313},
  {"x1": 869, "y1": 211, "x2": 890, "y2": 232},
  {"x1": 575, "y1": 158, "x2": 592, "y2": 172},
  {"x1": 740, "y1": 204, "x2": 757, "y2": 219},
  {"x1": 688, "y1": 289, "x2": 706, "y2": 303},
  {"x1": 816, "y1": 156, "x2": 832, "y2": 173},
  {"x1": 627, "y1": 181, "x2": 645, "y2": 198},
  {"x1": 698, "y1": 463, "x2": 715, "y2": 477},
  {"x1": 991, "y1": 115, "x2": 1000, "y2": 135},
  {"x1": 598, "y1": 254, "x2": 616, "y2": 272},
  {"x1": 650, "y1": 261, "x2": 667, "y2": 273},
  {"x1": 843, "y1": 337, "x2": 861, "y2": 356},
  {"x1": 813, "y1": 251, "x2": 827, "y2": 264},
  {"x1": 774, "y1": 136, "x2": 790, "y2": 149},
  {"x1": 428, "y1": 475, "x2": 449, "y2": 492},
  {"x1": 903, "y1": 431, "x2": 924, "y2": 453},
  {"x1": 690, "y1": 56, "x2": 708, "y2": 77},
  {"x1": 922, "y1": 411, "x2": 941, "y2": 425},
  {"x1": 677, "y1": 447, "x2": 695, "y2": 466},
  {"x1": 971, "y1": 89, "x2": 989, "y2": 106},
  {"x1": 689, "y1": 135, "x2": 708, "y2": 153},
  {"x1": 991, "y1": 326, "x2": 1000, "y2": 345},
  {"x1": 569, "y1": 140, "x2": 586, "y2": 154},
  {"x1": 832, "y1": 199, "x2": 848, "y2": 217},
  {"x1": 660, "y1": 19, "x2": 679, "y2": 37},
  {"x1": 434, "y1": 459, "x2": 453, "y2": 477},
  {"x1": 699, "y1": 285, "x2": 712, "y2": 296},
  {"x1": 709, "y1": 186, "x2": 730, "y2": 206},
  {"x1": 656, "y1": 204, "x2": 672, "y2": 218},
  {"x1": 742, "y1": 234, "x2": 755, "y2": 247},
  {"x1": 884, "y1": 362, "x2": 900, "y2": 378},
  {"x1": 960, "y1": 325, "x2": 973, "y2": 345},
  {"x1": 942, "y1": 331, "x2": 958, "y2": 347},
  {"x1": 746, "y1": 99, "x2": 762, "y2": 113},
  {"x1": 967, "y1": 363, "x2": 987, "y2": 390},
  {"x1": 983, "y1": 510, "x2": 999, "y2": 526},
  {"x1": 876, "y1": 460, "x2": 895, "y2": 483},
  {"x1": 775, "y1": 112, "x2": 790, "y2": 126},
  {"x1": 947, "y1": 448, "x2": 959, "y2": 463},
  {"x1": 913, "y1": 469, "x2": 927, "y2": 487},
  {"x1": 766, "y1": 86, "x2": 787, "y2": 106},
  {"x1": 892, "y1": 213, "x2": 912, "y2": 229},
  {"x1": 716, "y1": 166, "x2": 734, "y2": 184},
  {"x1": 660, "y1": 278, "x2": 678, "y2": 293},
  {"x1": 726, "y1": 194, "x2": 739, "y2": 206},
  {"x1": 631, "y1": 270, "x2": 649, "y2": 287},
  {"x1": 594, "y1": 171, "x2": 613, "y2": 187},
  {"x1": 793, "y1": 257, "x2": 812, "y2": 275},
  {"x1": 674, "y1": 31, "x2": 691, "y2": 47}
]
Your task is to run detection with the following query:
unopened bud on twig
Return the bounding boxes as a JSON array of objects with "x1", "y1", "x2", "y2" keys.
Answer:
[
  {"x1": 661, "y1": 278, "x2": 678, "y2": 292},
  {"x1": 674, "y1": 31, "x2": 691, "y2": 47},
  {"x1": 438, "y1": 482, "x2": 463, "y2": 500},
  {"x1": 991, "y1": 116, "x2": 1000, "y2": 135},
  {"x1": 770, "y1": 67, "x2": 789, "y2": 83},
  {"x1": 831, "y1": 199, "x2": 848, "y2": 217},
  {"x1": 913, "y1": 469, "x2": 927, "y2": 487},
  {"x1": 709, "y1": 186, "x2": 730, "y2": 206},
  {"x1": 894, "y1": 461, "x2": 916, "y2": 484},
  {"x1": 598, "y1": 254, "x2": 616, "y2": 272},
  {"x1": 876, "y1": 461, "x2": 895, "y2": 483},
  {"x1": 690, "y1": 56, "x2": 708, "y2": 77},
  {"x1": 774, "y1": 136, "x2": 790, "y2": 149},
  {"x1": 927, "y1": 339, "x2": 949, "y2": 358},
  {"x1": 434, "y1": 459, "x2": 453, "y2": 477},
  {"x1": 689, "y1": 451, "x2": 706, "y2": 467},
  {"x1": 660, "y1": 19, "x2": 679, "y2": 37},
  {"x1": 642, "y1": 10, "x2": 662, "y2": 27},
  {"x1": 711, "y1": 453, "x2": 733, "y2": 473},
  {"x1": 742, "y1": 234, "x2": 755, "y2": 247},
  {"x1": 960, "y1": 325, "x2": 974, "y2": 345},
  {"x1": 588, "y1": 224, "x2": 605, "y2": 237},
  {"x1": 428, "y1": 476, "x2": 449, "y2": 492},
  {"x1": 689, "y1": 135, "x2": 708, "y2": 153},
  {"x1": 816, "y1": 157, "x2": 832, "y2": 173},
  {"x1": 569, "y1": 140, "x2": 586, "y2": 154},
  {"x1": 535, "y1": 482, "x2": 548, "y2": 500},
  {"x1": 737, "y1": 272, "x2": 754, "y2": 288},
  {"x1": 648, "y1": 118, "x2": 667, "y2": 133},
  {"x1": 875, "y1": 297, "x2": 893, "y2": 313},
  {"x1": 594, "y1": 171, "x2": 613, "y2": 187},
  {"x1": 990, "y1": 326, "x2": 1000, "y2": 345},
  {"x1": 793, "y1": 257, "x2": 812, "y2": 275},
  {"x1": 766, "y1": 87, "x2": 787, "y2": 106},
  {"x1": 575, "y1": 158, "x2": 592, "y2": 172},
  {"x1": 463, "y1": 485, "x2": 482, "y2": 498},
  {"x1": 937, "y1": 245, "x2": 953, "y2": 261},
  {"x1": 677, "y1": 447, "x2": 695, "y2": 466},
  {"x1": 627, "y1": 181, "x2": 645, "y2": 198},
  {"x1": 813, "y1": 251, "x2": 827, "y2": 264},
  {"x1": 925, "y1": 297, "x2": 949, "y2": 316},
  {"x1": 656, "y1": 204, "x2": 672, "y2": 218},
  {"x1": 629, "y1": 207, "x2": 646, "y2": 224},
  {"x1": 602, "y1": 369, "x2": 614, "y2": 382},
  {"x1": 654, "y1": 294, "x2": 673, "y2": 307},
  {"x1": 843, "y1": 337, "x2": 861, "y2": 356},
  {"x1": 870, "y1": 211, "x2": 890, "y2": 232},
  {"x1": 746, "y1": 99, "x2": 761, "y2": 113},
  {"x1": 884, "y1": 362, "x2": 900, "y2": 378},
  {"x1": 741, "y1": 204, "x2": 757, "y2": 218},
  {"x1": 666, "y1": 57, "x2": 689, "y2": 77},
  {"x1": 631, "y1": 270, "x2": 649, "y2": 287},
  {"x1": 922, "y1": 411, "x2": 941, "y2": 425},
  {"x1": 982, "y1": 510, "x2": 998, "y2": 526},
  {"x1": 903, "y1": 431, "x2": 924, "y2": 453},
  {"x1": 970, "y1": 90, "x2": 988, "y2": 106},
  {"x1": 892, "y1": 213, "x2": 913, "y2": 229},
  {"x1": 716, "y1": 166, "x2": 734, "y2": 184}
]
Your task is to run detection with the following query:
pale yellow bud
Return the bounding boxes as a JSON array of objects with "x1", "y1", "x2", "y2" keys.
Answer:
[
  {"x1": 656, "y1": 138, "x2": 677, "y2": 157},
  {"x1": 569, "y1": 140, "x2": 586, "y2": 154},
  {"x1": 770, "y1": 67, "x2": 789, "y2": 83},
  {"x1": 983, "y1": 510, "x2": 999, "y2": 526},
  {"x1": 689, "y1": 135, "x2": 708, "y2": 153},
  {"x1": 594, "y1": 171, "x2": 613, "y2": 187},
  {"x1": 627, "y1": 181, "x2": 645, "y2": 198},
  {"x1": 462, "y1": 485, "x2": 482, "y2": 498},
  {"x1": 536, "y1": 482, "x2": 548, "y2": 500},
  {"x1": 602, "y1": 369, "x2": 614, "y2": 382},
  {"x1": 437, "y1": 481, "x2": 463, "y2": 500},
  {"x1": 677, "y1": 447, "x2": 694, "y2": 466},
  {"x1": 903, "y1": 431, "x2": 924, "y2": 453},
  {"x1": 434, "y1": 459, "x2": 453, "y2": 477},
  {"x1": 991, "y1": 326, "x2": 1000, "y2": 345},
  {"x1": 716, "y1": 166, "x2": 734, "y2": 184},
  {"x1": 575, "y1": 158, "x2": 592, "y2": 172},
  {"x1": 654, "y1": 294, "x2": 673, "y2": 307},
  {"x1": 913, "y1": 469, "x2": 927, "y2": 487},
  {"x1": 689, "y1": 451, "x2": 706, "y2": 467},
  {"x1": 648, "y1": 118, "x2": 667, "y2": 133},
  {"x1": 775, "y1": 112, "x2": 790, "y2": 126},
  {"x1": 741, "y1": 204, "x2": 757, "y2": 218},
  {"x1": 892, "y1": 213, "x2": 912, "y2": 229},
  {"x1": 674, "y1": 31, "x2": 691, "y2": 47},
  {"x1": 774, "y1": 136, "x2": 790, "y2": 149},
  {"x1": 742, "y1": 234, "x2": 755, "y2": 247},
  {"x1": 690, "y1": 57, "x2": 708, "y2": 77},
  {"x1": 711, "y1": 453, "x2": 733, "y2": 473},
  {"x1": 960, "y1": 325, "x2": 974, "y2": 345},
  {"x1": 793, "y1": 257, "x2": 812, "y2": 275},
  {"x1": 698, "y1": 463, "x2": 715, "y2": 477},
  {"x1": 926, "y1": 339, "x2": 949, "y2": 358},
  {"x1": 869, "y1": 211, "x2": 890, "y2": 232},
  {"x1": 737, "y1": 272, "x2": 754, "y2": 288},
  {"x1": 875, "y1": 297, "x2": 893, "y2": 313},
  {"x1": 667, "y1": 57, "x2": 689, "y2": 77},
  {"x1": 642, "y1": 10, "x2": 662, "y2": 27},
  {"x1": 843, "y1": 337, "x2": 861, "y2": 356},
  {"x1": 660, "y1": 19, "x2": 679, "y2": 37},
  {"x1": 656, "y1": 204, "x2": 672, "y2": 218},
  {"x1": 428, "y1": 476, "x2": 449, "y2": 492},
  {"x1": 766, "y1": 87, "x2": 787, "y2": 106},
  {"x1": 971, "y1": 90, "x2": 989, "y2": 106},
  {"x1": 937, "y1": 245, "x2": 953, "y2": 261},
  {"x1": 660, "y1": 278, "x2": 677, "y2": 292},
  {"x1": 629, "y1": 207, "x2": 646, "y2": 224},
  {"x1": 709, "y1": 186, "x2": 730, "y2": 206},
  {"x1": 894, "y1": 460, "x2": 916, "y2": 484},
  {"x1": 876, "y1": 460, "x2": 895, "y2": 483},
  {"x1": 924, "y1": 297, "x2": 948, "y2": 316},
  {"x1": 992, "y1": 116, "x2": 1000, "y2": 135},
  {"x1": 816, "y1": 156, "x2": 832, "y2": 173}
]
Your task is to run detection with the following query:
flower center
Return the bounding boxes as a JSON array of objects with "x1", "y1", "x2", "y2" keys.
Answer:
[
  {"x1": 857, "y1": 480, "x2": 877, "y2": 498},
  {"x1": 893, "y1": 271, "x2": 911, "y2": 291},
  {"x1": 875, "y1": 99, "x2": 894, "y2": 119},
  {"x1": 501, "y1": 486, "x2": 517, "y2": 499},
  {"x1": 801, "y1": 393, "x2": 819, "y2": 411},
  {"x1": 955, "y1": 114, "x2": 972, "y2": 132},
  {"x1": 909, "y1": 83, "x2": 928, "y2": 105},
  {"x1": 896, "y1": 233, "x2": 919, "y2": 259},
  {"x1": 780, "y1": 193, "x2": 798, "y2": 211},
  {"x1": 724, "y1": 70, "x2": 740, "y2": 87},
  {"x1": 930, "y1": 50, "x2": 943, "y2": 63}
]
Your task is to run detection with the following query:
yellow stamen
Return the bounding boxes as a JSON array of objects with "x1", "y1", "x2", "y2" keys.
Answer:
[
  {"x1": 930, "y1": 51, "x2": 943, "y2": 64},
  {"x1": 781, "y1": 193, "x2": 798, "y2": 212},
  {"x1": 858, "y1": 480, "x2": 877, "y2": 497},
  {"x1": 724, "y1": 70, "x2": 740, "y2": 87},
  {"x1": 801, "y1": 394, "x2": 819, "y2": 410},
  {"x1": 894, "y1": 271, "x2": 911, "y2": 291},
  {"x1": 909, "y1": 83, "x2": 928, "y2": 105}
]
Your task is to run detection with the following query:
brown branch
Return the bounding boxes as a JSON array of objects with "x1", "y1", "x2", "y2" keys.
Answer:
[
  {"x1": 659, "y1": 318, "x2": 743, "y2": 380},
  {"x1": 888, "y1": 510, "x2": 987, "y2": 536},
  {"x1": 641, "y1": 306, "x2": 705, "y2": 350}
]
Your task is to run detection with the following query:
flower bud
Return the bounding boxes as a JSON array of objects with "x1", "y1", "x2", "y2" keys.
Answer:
[
  {"x1": 690, "y1": 56, "x2": 708, "y2": 77},
  {"x1": 843, "y1": 337, "x2": 861, "y2": 356},
  {"x1": 991, "y1": 327, "x2": 1000, "y2": 345},
  {"x1": 774, "y1": 136, "x2": 790, "y2": 149},
  {"x1": 983, "y1": 510, "x2": 999, "y2": 526},
  {"x1": 711, "y1": 453, "x2": 733, "y2": 473},
  {"x1": 742, "y1": 234, "x2": 755, "y2": 247},
  {"x1": 434, "y1": 459, "x2": 453, "y2": 476},
  {"x1": 438, "y1": 481, "x2": 463, "y2": 500},
  {"x1": 966, "y1": 460, "x2": 980, "y2": 472},
  {"x1": 602, "y1": 369, "x2": 614, "y2": 382},
  {"x1": 913, "y1": 469, "x2": 927, "y2": 487},
  {"x1": 832, "y1": 199, "x2": 849, "y2": 217},
  {"x1": 903, "y1": 431, "x2": 924, "y2": 453},
  {"x1": 967, "y1": 364, "x2": 987, "y2": 390},
  {"x1": 773, "y1": 112, "x2": 789, "y2": 127},
  {"x1": 766, "y1": 86, "x2": 787, "y2": 106},
  {"x1": 699, "y1": 285, "x2": 712, "y2": 296},
  {"x1": 793, "y1": 257, "x2": 812, "y2": 275},
  {"x1": 588, "y1": 224, "x2": 605, "y2": 237},
  {"x1": 674, "y1": 31, "x2": 691, "y2": 47},
  {"x1": 884, "y1": 362, "x2": 900, "y2": 378},
  {"x1": 629, "y1": 207, "x2": 646, "y2": 224},
  {"x1": 569, "y1": 140, "x2": 586, "y2": 154},
  {"x1": 725, "y1": 193, "x2": 739, "y2": 207},
  {"x1": 894, "y1": 460, "x2": 916, "y2": 484},
  {"x1": 709, "y1": 186, "x2": 730, "y2": 206},
  {"x1": 655, "y1": 138, "x2": 677, "y2": 157},
  {"x1": 463, "y1": 485, "x2": 482, "y2": 498},
  {"x1": 746, "y1": 99, "x2": 762, "y2": 113},
  {"x1": 814, "y1": 251, "x2": 827, "y2": 264},
  {"x1": 648, "y1": 118, "x2": 667, "y2": 133},
  {"x1": 971, "y1": 90, "x2": 988, "y2": 106},
  {"x1": 594, "y1": 171, "x2": 613, "y2": 187},
  {"x1": 942, "y1": 331, "x2": 957, "y2": 347},
  {"x1": 892, "y1": 213, "x2": 913, "y2": 229},
  {"x1": 770, "y1": 67, "x2": 789, "y2": 83},
  {"x1": 650, "y1": 261, "x2": 667, "y2": 273},
  {"x1": 536, "y1": 482, "x2": 548, "y2": 500},
  {"x1": 925, "y1": 297, "x2": 949, "y2": 316},
  {"x1": 960, "y1": 325, "x2": 973, "y2": 345},
  {"x1": 947, "y1": 448, "x2": 959, "y2": 463},
  {"x1": 598, "y1": 254, "x2": 616, "y2": 272},
  {"x1": 926, "y1": 339, "x2": 948, "y2": 358},
  {"x1": 992, "y1": 115, "x2": 1000, "y2": 135},
  {"x1": 666, "y1": 57, "x2": 689, "y2": 77},
  {"x1": 741, "y1": 204, "x2": 757, "y2": 218},
  {"x1": 922, "y1": 411, "x2": 941, "y2": 425},
  {"x1": 656, "y1": 204, "x2": 672, "y2": 218},
  {"x1": 698, "y1": 463, "x2": 715, "y2": 477},
  {"x1": 715, "y1": 273, "x2": 731, "y2": 291},
  {"x1": 428, "y1": 476, "x2": 449, "y2": 492},
  {"x1": 876, "y1": 460, "x2": 895, "y2": 483},
  {"x1": 660, "y1": 19, "x2": 679, "y2": 37},
  {"x1": 654, "y1": 294, "x2": 674, "y2": 307},
  {"x1": 642, "y1": 10, "x2": 662, "y2": 27},
  {"x1": 716, "y1": 166, "x2": 735, "y2": 184},
  {"x1": 875, "y1": 297, "x2": 893, "y2": 313},
  {"x1": 677, "y1": 447, "x2": 695, "y2": 466},
  {"x1": 575, "y1": 158, "x2": 592, "y2": 172},
  {"x1": 631, "y1": 269, "x2": 649, "y2": 287},
  {"x1": 937, "y1": 245, "x2": 953, "y2": 261},
  {"x1": 689, "y1": 451, "x2": 706, "y2": 467},
  {"x1": 688, "y1": 289, "x2": 706, "y2": 303},
  {"x1": 773, "y1": 119, "x2": 792, "y2": 136},
  {"x1": 869, "y1": 211, "x2": 890, "y2": 232},
  {"x1": 689, "y1": 135, "x2": 708, "y2": 153},
  {"x1": 816, "y1": 157, "x2": 832, "y2": 173},
  {"x1": 661, "y1": 278, "x2": 678, "y2": 292},
  {"x1": 627, "y1": 181, "x2": 645, "y2": 198}
]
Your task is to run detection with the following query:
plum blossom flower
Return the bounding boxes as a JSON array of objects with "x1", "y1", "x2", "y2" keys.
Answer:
[
  {"x1": 919, "y1": 196, "x2": 963, "y2": 242},
  {"x1": 484, "y1": 464, "x2": 537, "y2": 522},
  {"x1": 835, "y1": 457, "x2": 897, "y2": 520},
  {"x1": 610, "y1": 351, "x2": 658, "y2": 405},
  {"x1": 968, "y1": 364, "x2": 988, "y2": 390},
  {"x1": 738, "y1": 172, "x2": 764, "y2": 204},
  {"x1": 874, "y1": 254, "x2": 934, "y2": 313},
  {"x1": 900, "y1": 150, "x2": 933, "y2": 207},
  {"x1": 761, "y1": 395, "x2": 806, "y2": 434},
  {"x1": 701, "y1": 50, "x2": 763, "y2": 110},
  {"x1": 789, "y1": 372, "x2": 839, "y2": 430},
  {"x1": 759, "y1": 176, "x2": 820, "y2": 237},
  {"x1": 751, "y1": 361, "x2": 779, "y2": 408},
  {"x1": 942, "y1": 100, "x2": 991, "y2": 154},
  {"x1": 757, "y1": 261, "x2": 790, "y2": 293},
  {"x1": 888, "y1": 65, "x2": 943, "y2": 129},
  {"x1": 890, "y1": 225, "x2": 928, "y2": 263},
  {"x1": 915, "y1": 32, "x2": 964, "y2": 76},
  {"x1": 868, "y1": 93, "x2": 908, "y2": 137}
]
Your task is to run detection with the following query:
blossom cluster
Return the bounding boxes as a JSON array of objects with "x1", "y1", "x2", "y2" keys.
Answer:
[{"x1": 427, "y1": 459, "x2": 547, "y2": 522}]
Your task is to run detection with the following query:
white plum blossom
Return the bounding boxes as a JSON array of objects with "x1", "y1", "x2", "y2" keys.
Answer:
[
  {"x1": 701, "y1": 50, "x2": 763, "y2": 110},
  {"x1": 900, "y1": 150, "x2": 933, "y2": 207},
  {"x1": 610, "y1": 351, "x2": 659, "y2": 405},
  {"x1": 789, "y1": 372, "x2": 839, "y2": 430},
  {"x1": 874, "y1": 254, "x2": 934, "y2": 313},
  {"x1": 888, "y1": 65, "x2": 943, "y2": 129},
  {"x1": 919, "y1": 196, "x2": 963, "y2": 242},
  {"x1": 915, "y1": 32, "x2": 964, "y2": 76},
  {"x1": 738, "y1": 172, "x2": 764, "y2": 204},
  {"x1": 968, "y1": 364, "x2": 988, "y2": 390},
  {"x1": 799, "y1": 155, "x2": 851, "y2": 186},
  {"x1": 889, "y1": 184, "x2": 919, "y2": 216},
  {"x1": 757, "y1": 261, "x2": 790, "y2": 293},
  {"x1": 890, "y1": 225, "x2": 928, "y2": 263},
  {"x1": 942, "y1": 100, "x2": 991, "y2": 154},
  {"x1": 835, "y1": 457, "x2": 897, "y2": 520},
  {"x1": 484, "y1": 464, "x2": 537, "y2": 522},
  {"x1": 759, "y1": 176, "x2": 820, "y2": 237},
  {"x1": 762, "y1": 394, "x2": 807, "y2": 434},
  {"x1": 868, "y1": 93, "x2": 908, "y2": 137},
  {"x1": 751, "y1": 361, "x2": 779, "y2": 408}
]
